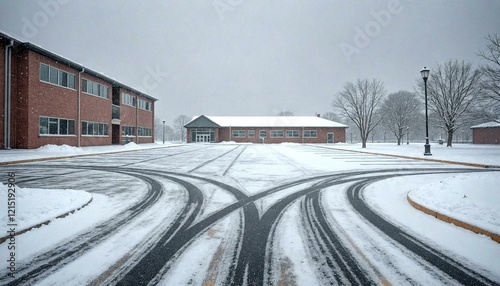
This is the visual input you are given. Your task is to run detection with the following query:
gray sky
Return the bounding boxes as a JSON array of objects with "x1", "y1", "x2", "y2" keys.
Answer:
[{"x1": 1, "y1": 0, "x2": 499, "y2": 125}]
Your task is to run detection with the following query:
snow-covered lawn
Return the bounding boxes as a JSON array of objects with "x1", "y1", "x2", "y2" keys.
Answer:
[
  {"x1": 321, "y1": 142, "x2": 500, "y2": 167},
  {"x1": 0, "y1": 184, "x2": 92, "y2": 232},
  {"x1": 0, "y1": 142, "x2": 178, "y2": 163}
]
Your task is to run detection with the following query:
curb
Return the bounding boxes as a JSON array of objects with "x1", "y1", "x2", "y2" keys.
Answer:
[
  {"x1": 0, "y1": 196, "x2": 93, "y2": 244},
  {"x1": 406, "y1": 193, "x2": 500, "y2": 244},
  {"x1": 0, "y1": 145, "x2": 172, "y2": 166},
  {"x1": 310, "y1": 145, "x2": 500, "y2": 169}
]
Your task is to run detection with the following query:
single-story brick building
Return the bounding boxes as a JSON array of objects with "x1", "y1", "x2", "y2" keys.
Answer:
[
  {"x1": 184, "y1": 115, "x2": 348, "y2": 144},
  {"x1": 471, "y1": 120, "x2": 500, "y2": 144},
  {"x1": 1, "y1": 31, "x2": 157, "y2": 149}
]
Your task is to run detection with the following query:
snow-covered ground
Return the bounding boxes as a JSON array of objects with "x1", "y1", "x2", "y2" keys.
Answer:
[
  {"x1": 320, "y1": 142, "x2": 500, "y2": 167},
  {"x1": 0, "y1": 142, "x2": 179, "y2": 163},
  {"x1": 0, "y1": 142, "x2": 499, "y2": 285}
]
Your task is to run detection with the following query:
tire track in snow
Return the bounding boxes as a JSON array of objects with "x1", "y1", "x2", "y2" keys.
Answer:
[
  {"x1": 0, "y1": 168, "x2": 167, "y2": 285},
  {"x1": 188, "y1": 145, "x2": 242, "y2": 173},
  {"x1": 347, "y1": 174, "x2": 499, "y2": 286}
]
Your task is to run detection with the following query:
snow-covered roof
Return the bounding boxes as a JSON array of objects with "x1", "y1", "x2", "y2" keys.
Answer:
[
  {"x1": 185, "y1": 115, "x2": 348, "y2": 128},
  {"x1": 470, "y1": 120, "x2": 500, "y2": 129},
  {"x1": 0, "y1": 30, "x2": 157, "y2": 102}
]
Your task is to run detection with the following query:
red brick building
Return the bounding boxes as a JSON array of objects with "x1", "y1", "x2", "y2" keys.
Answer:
[
  {"x1": 471, "y1": 121, "x2": 500, "y2": 144},
  {"x1": 1, "y1": 32, "x2": 157, "y2": 149},
  {"x1": 185, "y1": 115, "x2": 347, "y2": 144}
]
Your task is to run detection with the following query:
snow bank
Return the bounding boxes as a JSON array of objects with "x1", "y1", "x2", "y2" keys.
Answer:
[
  {"x1": 122, "y1": 142, "x2": 141, "y2": 150},
  {"x1": 408, "y1": 173, "x2": 500, "y2": 235},
  {"x1": 0, "y1": 183, "x2": 92, "y2": 231},
  {"x1": 36, "y1": 144, "x2": 84, "y2": 154}
]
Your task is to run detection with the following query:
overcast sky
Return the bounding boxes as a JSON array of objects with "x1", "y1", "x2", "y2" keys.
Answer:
[{"x1": 1, "y1": 0, "x2": 499, "y2": 124}]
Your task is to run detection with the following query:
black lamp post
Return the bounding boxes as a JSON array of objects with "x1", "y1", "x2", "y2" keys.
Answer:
[
  {"x1": 407, "y1": 126, "x2": 409, "y2": 145},
  {"x1": 421, "y1": 67, "x2": 432, "y2": 156},
  {"x1": 162, "y1": 120, "x2": 166, "y2": 144}
]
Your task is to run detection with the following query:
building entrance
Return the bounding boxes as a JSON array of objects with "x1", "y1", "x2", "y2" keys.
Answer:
[
  {"x1": 196, "y1": 134, "x2": 210, "y2": 142},
  {"x1": 327, "y1": 133, "x2": 334, "y2": 143}
]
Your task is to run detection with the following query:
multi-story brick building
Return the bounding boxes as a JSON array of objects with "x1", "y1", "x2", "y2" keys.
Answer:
[
  {"x1": 185, "y1": 115, "x2": 348, "y2": 144},
  {"x1": 1, "y1": 32, "x2": 157, "y2": 149}
]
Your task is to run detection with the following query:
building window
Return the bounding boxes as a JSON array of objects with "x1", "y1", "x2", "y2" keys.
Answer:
[
  {"x1": 270, "y1": 130, "x2": 284, "y2": 138},
  {"x1": 40, "y1": 63, "x2": 75, "y2": 89},
  {"x1": 248, "y1": 130, "x2": 255, "y2": 138},
  {"x1": 82, "y1": 121, "x2": 108, "y2": 136},
  {"x1": 259, "y1": 130, "x2": 267, "y2": 138},
  {"x1": 82, "y1": 79, "x2": 108, "y2": 99},
  {"x1": 303, "y1": 130, "x2": 317, "y2": 138},
  {"x1": 138, "y1": 127, "x2": 152, "y2": 137},
  {"x1": 138, "y1": 99, "x2": 152, "y2": 111},
  {"x1": 39, "y1": 116, "x2": 75, "y2": 135},
  {"x1": 122, "y1": 126, "x2": 136, "y2": 136},
  {"x1": 232, "y1": 130, "x2": 246, "y2": 138},
  {"x1": 286, "y1": 130, "x2": 299, "y2": 138},
  {"x1": 122, "y1": 93, "x2": 136, "y2": 107}
]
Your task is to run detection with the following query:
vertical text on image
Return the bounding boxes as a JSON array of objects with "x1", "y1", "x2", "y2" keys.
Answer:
[{"x1": 6, "y1": 172, "x2": 17, "y2": 278}]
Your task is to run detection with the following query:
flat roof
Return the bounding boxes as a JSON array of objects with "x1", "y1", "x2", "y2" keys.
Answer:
[
  {"x1": 0, "y1": 31, "x2": 158, "y2": 102},
  {"x1": 186, "y1": 115, "x2": 348, "y2": 128},
  {"x1": 471, "y1": 121, "x2": 500, "y2": 129}
]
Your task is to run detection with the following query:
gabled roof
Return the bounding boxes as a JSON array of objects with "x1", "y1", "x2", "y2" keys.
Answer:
[
  {"x1": 471, "y1": 120, "x2": 500, "y2": 129},
  {"x1": 0, "y1": 30, "x2": 157, "y2": 102},
  {"x1": 185, "y1": 115, "x2": 348, "y2": 128}
]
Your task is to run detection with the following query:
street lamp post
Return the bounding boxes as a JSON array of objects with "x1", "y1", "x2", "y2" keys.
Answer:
[
  {"x1": 162, "y1": 120, "x2": 166, "y2": 144},
  {"x1": 407, "y1": 126, "x2": 409, "y2": 145},
  {"x1": 421, "y1": 67, "x2": 432, "y2": 156}
]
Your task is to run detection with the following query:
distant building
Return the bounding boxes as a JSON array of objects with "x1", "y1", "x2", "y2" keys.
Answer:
[
  {"x1": 1, "y1": 31, "x2": 157, "y2": 149},
  {"x1": 184, "y1": 115, "x2": 348, "y2": 144},
  {"x1": 471, "y1": 121, "x2": 500, "y2": 144}
]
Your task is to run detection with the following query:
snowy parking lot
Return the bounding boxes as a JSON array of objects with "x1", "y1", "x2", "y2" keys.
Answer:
[{"x1": 1, "y1": 143, "x2": 499, "y2": 285}]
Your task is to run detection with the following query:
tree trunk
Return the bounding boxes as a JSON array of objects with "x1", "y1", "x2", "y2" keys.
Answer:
[
  {"x1": 397, "y1": 137, "x2": 401, "y2": 145},
  {"x1": 447, "y1": 130, "x2": 453, "y2": 147}
]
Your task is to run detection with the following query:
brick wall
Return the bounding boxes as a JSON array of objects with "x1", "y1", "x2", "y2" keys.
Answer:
[
  {"x1": 1, "y1": 41, "x2": 156, "y2": 149},
  {"x1": 0, "y1": 41, "x2": 5, "y2": 149},
  {"x1": 217, "y1": 127, "x2": 346, "y2": 144},
  {"x1": 80, "y1": 75, "x2": 113, "y2": 147},
  {"x1": 25, "y1": 51, "x2": 79, "y2": 148},
  {"x1": 472, "y1": 127, "x2": 500, "y2": 144}
]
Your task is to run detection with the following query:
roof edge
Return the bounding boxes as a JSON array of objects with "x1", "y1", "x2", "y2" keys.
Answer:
[{"x1": 1, "y1": 31, "x2": 157, "y2": 101}]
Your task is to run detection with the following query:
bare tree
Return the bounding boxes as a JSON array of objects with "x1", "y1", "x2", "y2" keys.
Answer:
[
  {"x1": 478, "y1": 33, "x2": 500, "y2": 102},
  {"x1": 277, "y1": 111, "x2": 294, "y2": 116},
  {"x1": 333, "y1": 79, "x2": 386, "y2": 148},
  {"x1": 422, "y1": 60, "x2": 483, "y2": 147},
  {"x1": 381, "y1": 91, "x2": 421, "y2": 145},
  {"x1": 155, "y1": 117, "x2": 175, "y2": 142},
  {"x1": 321, "y1": 111, "x2": 343, "y2": 123},
  {"x1": 173, "y1": 115, "x2": 191, "y2": 142}
]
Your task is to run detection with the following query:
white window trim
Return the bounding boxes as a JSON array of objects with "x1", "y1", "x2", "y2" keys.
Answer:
[
  {"x1": 39, "y1": 63, "x2": 76, "y2": 90},
  {"x1": 286, "y1": 130, "x2": 300, "y2": 138},
  {"x1": 82, "y1": 79, "x2": 109, "y2": 100},
  {"x1": 303, "y1": 130, "x2": 318, "y2": 138},
  {"x1": 122, "y1": 93, "x2": 137, "y2": 107},
  {"x1": 232, "y1": 130, "x2": 246, "y2": 138},
  {"x1": 270, "y1": 130, "x2": 284, "y2": 138}
]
